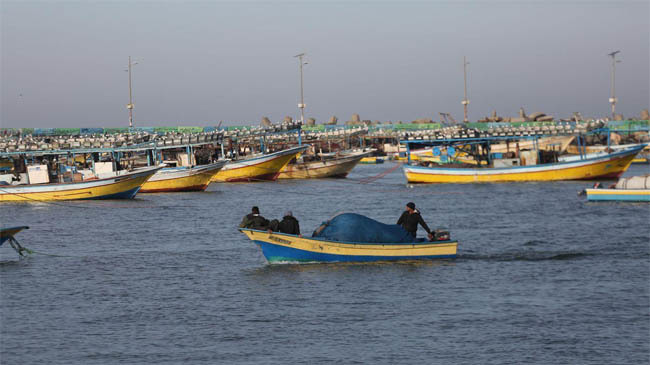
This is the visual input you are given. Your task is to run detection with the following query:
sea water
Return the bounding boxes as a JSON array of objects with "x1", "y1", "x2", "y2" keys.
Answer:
[{"x1": 1, "y1": 164, "x2": 649, "y2": 364}]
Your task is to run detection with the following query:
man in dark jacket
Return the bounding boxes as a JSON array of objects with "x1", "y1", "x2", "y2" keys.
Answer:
[
  {"x1": 239, "y1": 206, "x2": 270, "y2": 230},
  {"x1": 397, "y1": 202, "x2": 433, "y2": 240},
  {"x1": 279, "y1": 211, "x2": 301, "y2": 236}
]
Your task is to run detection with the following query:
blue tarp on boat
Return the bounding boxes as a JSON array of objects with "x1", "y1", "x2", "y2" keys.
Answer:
[{"x1": 312, "y1": 213, "x2": 415, "y2": 244}]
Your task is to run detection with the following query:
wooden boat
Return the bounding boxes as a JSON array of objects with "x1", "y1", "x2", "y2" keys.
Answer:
[
  {"x1": 277, "y1": 150, "x2": 373, "y2": 179},
  {"x1": 139, "y1": 160, "x2": 227, "y2": 193},
  {"x1": 0, "y1": 166, "x2": 160, "y2": 202},
  {"x1": 240, "y1": 228, "x2": 458, "y2": 263},
  {"x1": 211, "y1": 145, "x2": 308, "y2": 182},
  {"x1": 585, "y1": 175, "x2": 650, "y2": 202},
  {"x1": 403, "y1": 137, "x2": 643, "y2": 183},
  {"x1": 1, "y1": 226, "x2": 29, "y2": 256}
]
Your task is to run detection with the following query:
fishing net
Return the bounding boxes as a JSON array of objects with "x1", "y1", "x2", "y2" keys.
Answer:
[{"x1": 312, "y1": 213, "x2": 415, "y2": 244}]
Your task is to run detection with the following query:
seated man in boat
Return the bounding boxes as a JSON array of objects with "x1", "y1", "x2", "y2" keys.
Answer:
[
  {"x1": 397, "y1": 202, "x2": 434, "y2": 241},
  {"x1": 278, "y1": 211, "x2": 301, "y2": 236},
  {"x1": 239, "y1": 206, "x2": 270, "y2": 230}
]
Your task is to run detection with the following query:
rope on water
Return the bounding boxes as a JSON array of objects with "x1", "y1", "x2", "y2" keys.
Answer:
[
  {"x1": 357, "y1": 163, "x2": 402, "y2": 184},
  {"x1": 6, "y1": 237, "x2": 74, "y2": 258}
]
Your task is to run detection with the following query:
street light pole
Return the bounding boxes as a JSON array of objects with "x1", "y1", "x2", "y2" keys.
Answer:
[
  {"x1": 462, "y1": 56, "x2": 470, "y2": 123},
  {"x1": 294, "y1": 53, "x2": 306, "y2": 124},
  {"x1": 608, "y1": 50, "x2": 620, "y2": 120},
  {"x1": 126, "y1": 56, "x2": 138, "y2": 128}
]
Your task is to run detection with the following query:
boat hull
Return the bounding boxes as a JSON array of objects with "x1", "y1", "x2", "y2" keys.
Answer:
[
  {"x1": 211, "y1": 146, "x2": 308, "y2": 182},
  {"x1": 404, "y1": 145, "x2": 642, "y2": 183},
  {"x1": 585, "y1": 188, "x2": 650, "y2": 202},
  {"x1": 277, "y1": 152, "x2": 370, "y2": 179},
  {"x1": 139, "y1": 161, "x2": 227, "y2": 193},
  {"x1": 0, "y1": 167, "x2": 160, "y2": 202},
  {"x1": 240, "y1": 229, "x2": 458, "y2": 263},
  {"x1": 0, "y1": 226, "x2": 28, "y2": 246}
]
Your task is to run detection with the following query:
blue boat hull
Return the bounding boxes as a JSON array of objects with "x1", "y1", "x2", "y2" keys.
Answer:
[
  {"x1": 254, "y1": 240, "x2": 457, "y2": 263},
  {"x1": 586, "y1": 194, "x2": 650, "y2": 202}
]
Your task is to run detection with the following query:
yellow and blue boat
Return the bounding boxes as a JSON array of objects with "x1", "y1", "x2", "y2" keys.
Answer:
[
  {"x1": 211, "y1": 145, "x2": 308, "y2": 182},
  {"x1": 0, "y1": 166, "x2": 160, "y2": 202},
  {"x1": 240, "y1": 229, "x2": 458, "y2": 263},
  {"x1": 403, "y1": 136, "x2": 643, "y2": 183}
]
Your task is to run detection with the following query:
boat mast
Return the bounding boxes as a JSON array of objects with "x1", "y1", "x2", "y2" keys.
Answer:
[
  {"x1": 608, "y1": 50, "x2": 620, "y2": 120},
  {"x1": 462, "y1": 56, "x2": 470, "y2": 123}
]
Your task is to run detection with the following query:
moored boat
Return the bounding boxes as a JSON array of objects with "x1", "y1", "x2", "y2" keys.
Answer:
[
  {"x1": 277, "y1": 150, "x2": 373, "y2": 179},
  {"x1": 211, "y1": 145, "x2": 308, "y2": 182},
  {"x1": 403, "y1": 137, "x2": 643, "y2": 183},
  {"x1": 240, "y1": 229, "x2": 458, "y2": 263},
  {"x1": 139, "y1": 160, "x2": 227, "y2": 193},
  {"x1": 0, "y1": 166, "x2": 160, "y2": 202},
  {"x1": 585, "y1": 175, "x2": 650, "y2": 202}
]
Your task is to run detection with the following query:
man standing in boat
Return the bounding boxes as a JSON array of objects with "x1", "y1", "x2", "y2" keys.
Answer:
[
  {"x1": 239, "y1": 206, "x2": 270, "y2": 230},
  {"x1": 397, "y1": 202, "x2": 434, "y2": 240}
]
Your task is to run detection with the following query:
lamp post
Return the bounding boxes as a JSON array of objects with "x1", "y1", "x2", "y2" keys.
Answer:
[
  {"x1": 608, "y1": 50, "x2": 621, "y2": 120},
  {"x1": 126, "y1": 56, "x2": 139, "y2": 128},
  {"x1": 462, "y1": 56, "x2": 470, "y2": 123},
  {"x1": 294, "y1": 53, "x2": 307, "y2": 124}
]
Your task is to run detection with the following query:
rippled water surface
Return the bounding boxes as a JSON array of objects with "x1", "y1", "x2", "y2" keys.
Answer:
[{"x1": 1, "y1": 164, "x2": 649, "y2": 364}]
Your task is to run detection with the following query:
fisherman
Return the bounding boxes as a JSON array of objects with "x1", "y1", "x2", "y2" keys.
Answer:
[
  {"x1": 278, "y1": 211, "x2": 301, "y2": 236},
  {"x1": 397, "y1": 202, "x2": 434, "y2": 240},
  {"x1": 239, "y1": 206, "x2": 270, "y2": 230}
]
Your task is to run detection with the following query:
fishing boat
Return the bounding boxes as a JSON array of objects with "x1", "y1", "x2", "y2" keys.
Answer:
[
  {"x1": 240, "y1": 229, "x2": 458, "y2": 263},
  {"x1": 211, "y1": 145, "x2": 308, "y2": 182},
  {"x1": 1, "y1": 226, "x2": 29, "y2": 256},
  {"x1": 0, "y1": 166, "x2": 160, "y2": 202},
  {"x1": 139, "y1": 160, "x2": 227, "y2": 193},
  {"x1": 402, "y1": 136, "x2": 643, "y2": 183},
  {"x1": 584, "y1": 175, "x2": 650, "y2": 202},
  {"x1": 277, "y1": 150, "x2": 373, "y2": 179}
]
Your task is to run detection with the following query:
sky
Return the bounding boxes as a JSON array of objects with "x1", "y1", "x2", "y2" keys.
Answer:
[{"x1": 1, "y1": 0, "x2": 648, "y2": 128}]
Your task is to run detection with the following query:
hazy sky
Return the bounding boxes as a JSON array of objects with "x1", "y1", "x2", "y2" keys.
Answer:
[{"x1": 1, "y1": 0, "x2": 648, "y2": 128}]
